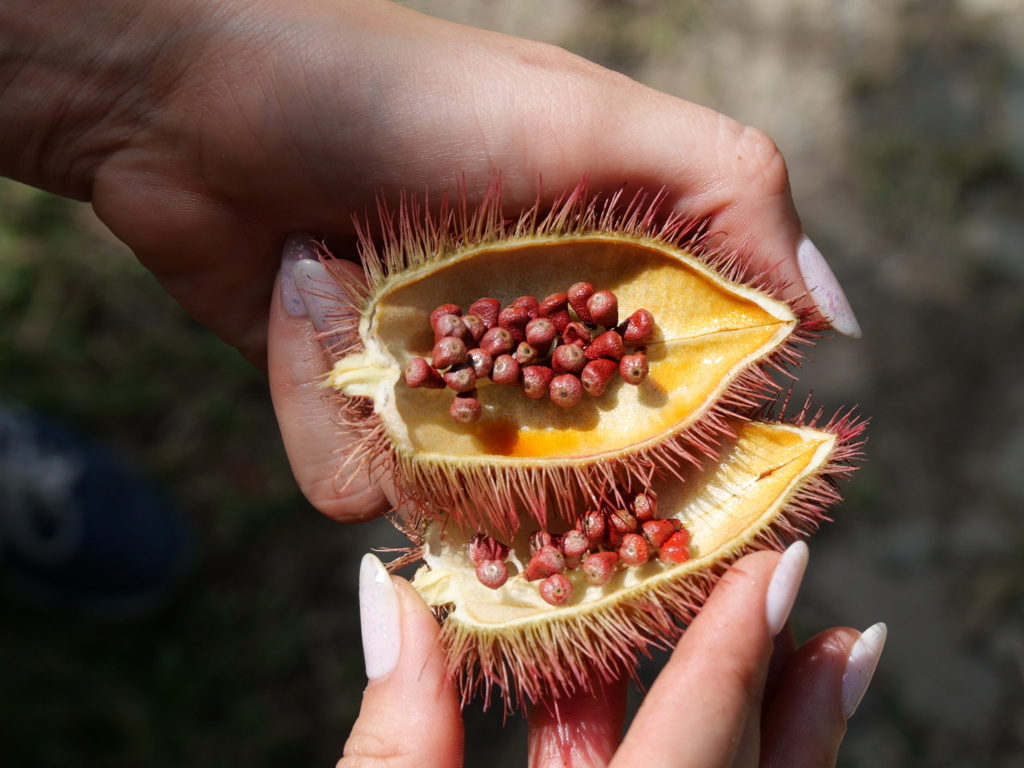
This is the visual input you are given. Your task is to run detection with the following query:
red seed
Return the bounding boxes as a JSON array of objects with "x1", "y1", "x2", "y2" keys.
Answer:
[
  {"x1": 498, "y1": 305, "x2": 531, "y2": 344},
  {"x1": 551, "y1": 343, "x2": 586, "y2": 374},
  {"x1": 490, "y1": 354, "x2": 521, "y2": 386},
  {"x1": 465, "y1": 348, "x2": 493, "y2": 378},
  {"x1": 659, "y1": 530, "x2": 692, "y2": 564},
  {"x1": 467, "y1": 533, "x2": 509, "y2": 564},
  {"x1": 548, "y1": 309, "x2": 571, "y2": 332},
  {"x1": 450, "y1": 392, "x2": 482, "y2": 424},
  {"x1": 432, "y1": 313, "x2": 469, "y2": 343},
  {"x1": 618, "y1": 533, "x2": 650, "y2": 566},
  {"x1": 561, "y1": 529, "x2": 591, "y2": 559},
  {"x1": 476, "y1": 559, "x2": 509, "y2": 589},
  {"x1": 619, "y1": 352, "x2": 649, "y2": 385},
  {"x1": 641, "y1": 519, "x2": 677, "y2": 549},
  {"x1": 622, "y1": 308, "x2": 655, "y2": 343},
  {"x1": 632, "y1": 492, "x2": 658, "y2": 522},
  {"x1": 580, "y1": 511, "x2": 607, "y2": 545},
  {"x1": 511, "y1": 295, "x2": 540, "y2": 319},
  {"x1": 583, "y1": 552, "x2": 620, "y2": 586},
  {"x1": 608, "y1": 508, "x2": 638, "y2": 535},
  {"x1": 442, "y1": 363, "x2": 477, "y2": 393},
  {"x1": 539, "y1": 573, "x2": 574, "y2": 606},
  {"x1": 525, "y1": 318, "x2": 557, "y2": 356},
  {"x1": 404, "y1": 357, "x2": 445, "y2": 389},
  {"x1": 524, "y1": 545, "x2": 566, "y2": 581},
  {"x1": 549, "y1": 374, "x2": 582, "y2": 407},
  {"x1": 480, "y1": 326, "x2": 514, "y2": 357},
  {"x1": 538, "y1": 293, "x2": 569, "y2": 321},
  {"x1": 467, "y1": 534, "x2": 489, "y2": 564},
  {"x1": 606, "y1": 528, "x2": 624, "y2": 550},
  {"x1": 430, "y1": 303, "x2": 462, "y2": 325},
  {"x1": 529, "y1": 530, "x2": 555, "y2": 556},
  {"x1": 513, "y1": 341, "x2": 539, "y2": 366},
  {"x1": 431, "y1": 336, "x2": 468, "y2": 368},
  {"x1": 587, "y1": 290, "x2": 619, "y2": 328},
  {"x1": 581, "y1": 358, "x2": 619, "y2": 397},
  {"x1": 568, "y1": 282, "x2": 595, "y2": 323},
  {"x1": 461, "y1": 314, "x2": 487, "y2": 344},
  {"x1": 468, "y1": 298, "x2": 501, "y2": 329},
  {"x1": 561, "y1": 321, "x2": 592, "y2": 347},
  {"x1": 585, "y1": 330, "x2": 625, "y2": 361},
  {"x1": 522, "y1": 365, "x2": 555, "y2": 399}
]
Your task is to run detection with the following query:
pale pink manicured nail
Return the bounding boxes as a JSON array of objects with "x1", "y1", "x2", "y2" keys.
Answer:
[
  {"x1": 280, "y1": 231, "x2": 317, "y2": 317},
  {"x1": 359, "y1": 553, "x2": 401, "y2": 681},
  {"x1": 292, "y1": 258, "x2": 343, "y2": 332},
  {"x1": 292, "y1": 258, "x2": 351, "y2": 358},
  {"x1": 765, "y1": 540, "x2": 809, "y2": 636},
  {"x1": 842, "y1": 622, "x2": 886, "y2": 719},
  {"x1": 796, "y1": 235, "x2": 862, "y2": 338}
]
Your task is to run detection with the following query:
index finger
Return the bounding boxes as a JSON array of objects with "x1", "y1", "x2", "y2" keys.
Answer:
[{"x1": 612, "y1": 550, "x2": 780, "y2": 768}]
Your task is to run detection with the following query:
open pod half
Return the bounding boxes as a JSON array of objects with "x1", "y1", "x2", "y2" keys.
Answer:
[
  {"x1": 410, "y1": 412, "x2": 863, "y2": 708},
  {"x1": 325, "y1": 184, "x2": 812, "y2": 534}
]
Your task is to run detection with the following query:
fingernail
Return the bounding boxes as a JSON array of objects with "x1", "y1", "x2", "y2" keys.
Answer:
[
  {"x1": 796, "y1": 235, "x2": 862, "y2": 338},
  {"x1": 841, "y1": 622, "x2": 887, "y2": 719},
  {"x1": 359, "y1": 553, "x2": 401, "y2": 681},
  {"x1": 280, "y1": 231, "x2": 318, "y2": 317},
  {"x1": 293, "y1": 259, "x2": 346, "y2": 333},
  {"x1": 765, "y1": 540, "x2": 809, "y2": 636}
]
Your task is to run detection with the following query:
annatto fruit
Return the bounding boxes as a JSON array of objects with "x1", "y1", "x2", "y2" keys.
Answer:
[{"x1": 319, "y1": 182, "x2": 864, "y2": 709}]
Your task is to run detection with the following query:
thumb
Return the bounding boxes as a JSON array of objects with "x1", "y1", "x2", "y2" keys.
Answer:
[
  {"x1": 339, "y1": 554, "x2": 464, "y2": 768},
  {"x1": 269, "y1": 234, "x2": 390, "y2": 523}
]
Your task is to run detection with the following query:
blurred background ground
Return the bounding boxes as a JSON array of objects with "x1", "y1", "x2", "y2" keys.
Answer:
[{"x1": 1, "y1": 0, "x2": 1022, "y2": 765}]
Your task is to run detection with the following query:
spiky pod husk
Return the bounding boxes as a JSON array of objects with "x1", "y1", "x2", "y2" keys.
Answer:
[
  {"x1": 411, "y1": 406, "x2": 865, "y2": 710},
  {"x1": 322, "y1": 181, "x2": 817, "y2": 536}
]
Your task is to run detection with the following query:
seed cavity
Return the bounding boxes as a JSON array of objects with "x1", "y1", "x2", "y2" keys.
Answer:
[
  {"x1": 405, "y1": 290, "x2": 655, "y2": 422},
  {"x1": 466, "y1": 492, "x2": 692, "y2": 600}
]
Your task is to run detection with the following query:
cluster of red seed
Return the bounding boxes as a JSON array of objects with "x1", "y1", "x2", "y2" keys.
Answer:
[
  {"x1": 466, "y1": 492, "x2": 692, "y2": 607},
  {"x1": 403, "y1": 283, "x2": 655, "y2": 423}
]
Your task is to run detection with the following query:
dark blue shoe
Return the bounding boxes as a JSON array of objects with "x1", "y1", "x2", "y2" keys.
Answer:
[{"x1": 0, "y1": 402, "x2": 191, "y2": 621}]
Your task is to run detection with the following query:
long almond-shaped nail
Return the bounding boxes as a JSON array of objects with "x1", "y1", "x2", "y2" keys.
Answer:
[
  {"x1": 291, "y1": 258, "x2": 354, "y2": 358},
  {"x1": 797, "y1": 235, "x2": 862, "y2": 338},
  {"x1": 359, "y1": 553, "x2": 401, "y2": 681},
  {"x1": 293, "y1": 258, "x2": 342, "y2": 332},
  {"x1": 765, "y1": 540, "x2": 810, "y2": 635},
  {"x1": 841, "y1": 622, "x2": 887, "y2": 719},
  {"x1": 280, "y1": 231, "x2": 317, "y2": 317}
]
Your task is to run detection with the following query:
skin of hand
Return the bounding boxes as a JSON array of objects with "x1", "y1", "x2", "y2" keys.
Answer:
[
  {"x1": 347, "y1": 549, "x2": 862, "y2": 768},
  {"x1": 0, "y1": 0, "x2": 840, "y2": 370}
]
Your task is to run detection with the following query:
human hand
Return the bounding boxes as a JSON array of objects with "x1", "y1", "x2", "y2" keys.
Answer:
[
  {"x1": 1, "y1": 0, "x2": 859, "y2": 369},
  {"x1": 343, "y1": 544, "x2": 885, "y2": 768}
]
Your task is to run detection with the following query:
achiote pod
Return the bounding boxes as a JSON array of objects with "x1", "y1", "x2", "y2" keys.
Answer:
[{"x1": 316, "y1": 181, "x2": 864, "y2": 709}]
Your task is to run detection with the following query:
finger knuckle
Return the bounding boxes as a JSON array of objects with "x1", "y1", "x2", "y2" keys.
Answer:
[
  {"x1": 337, "y1": 731, "x2": 409, "y2": 768},
  {"x1": 731, "y1": 123, "x2": 791, "y2": 199}
]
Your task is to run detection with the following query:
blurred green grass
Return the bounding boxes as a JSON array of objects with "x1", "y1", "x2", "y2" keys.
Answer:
[{"x1": 0, "y1": 180, "x2": 371, "y2": 767}]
